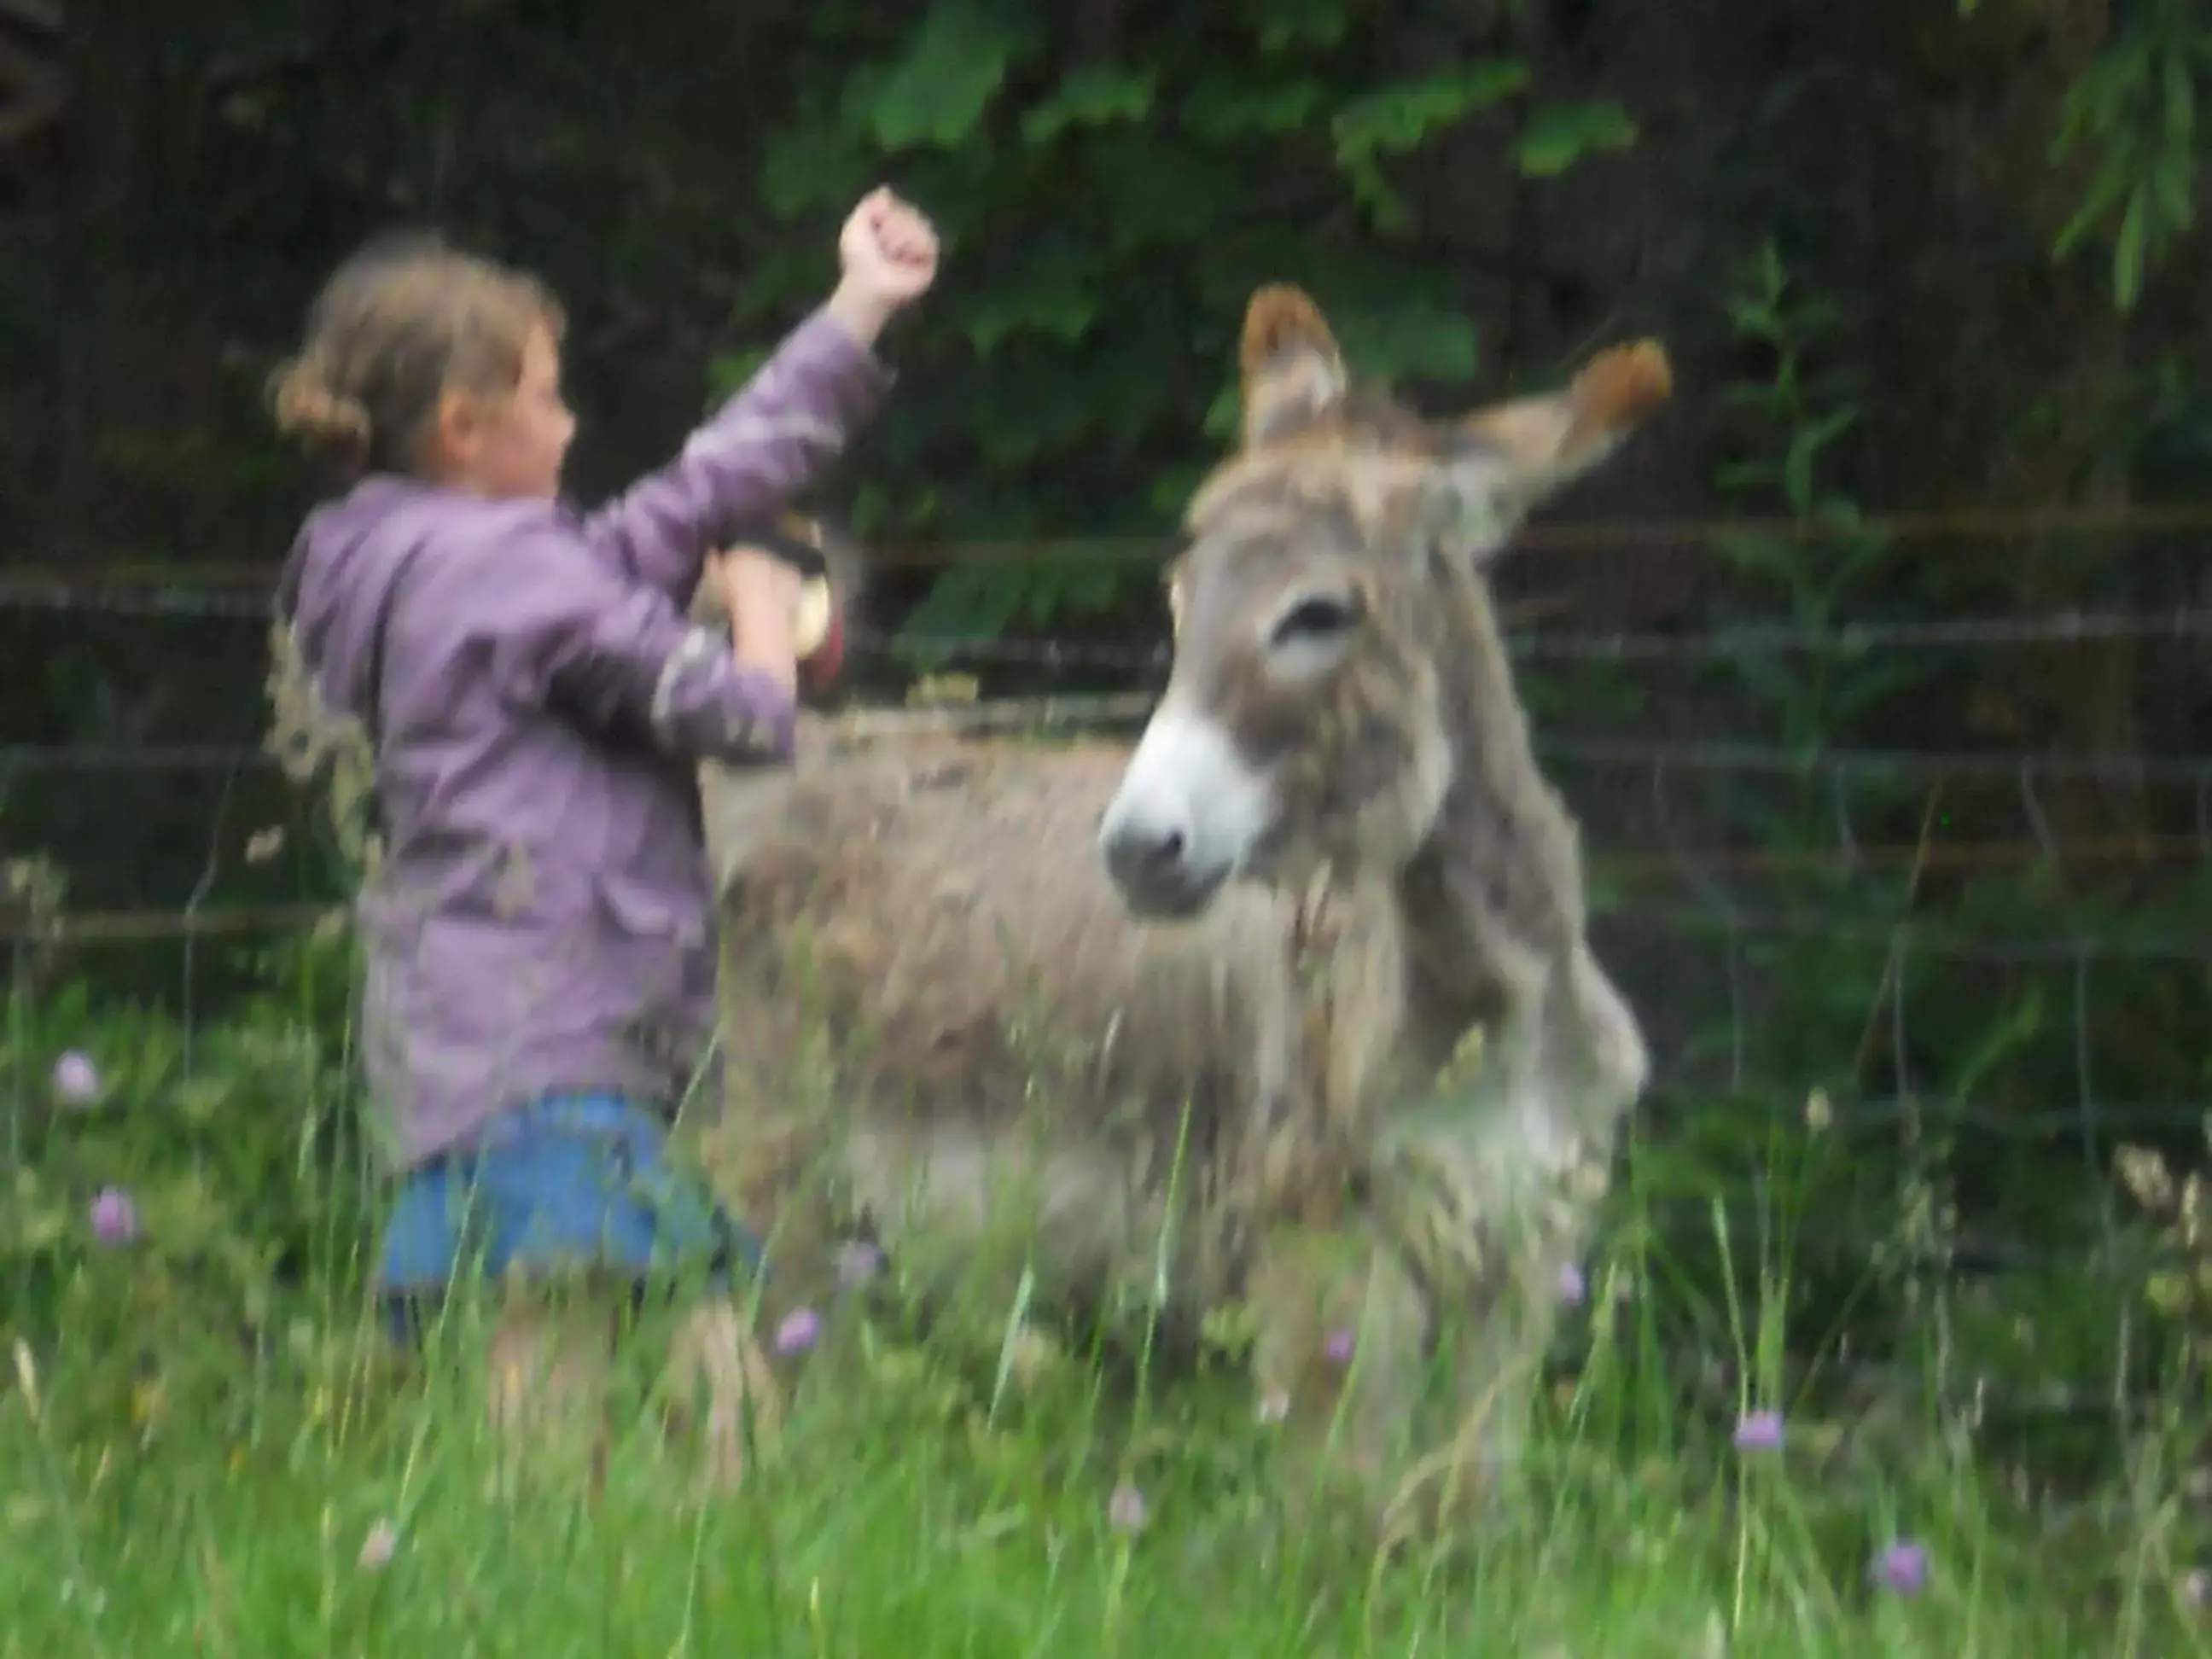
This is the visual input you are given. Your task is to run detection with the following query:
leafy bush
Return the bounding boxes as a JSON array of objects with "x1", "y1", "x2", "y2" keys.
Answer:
[{"x1": 731, "y1": 0, "x2": 1642, "y2": 641}]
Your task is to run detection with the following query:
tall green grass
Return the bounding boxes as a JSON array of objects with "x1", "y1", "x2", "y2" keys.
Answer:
[{"x1": 5, "y1": 1146, "x2": 2206, "y2": 1658}]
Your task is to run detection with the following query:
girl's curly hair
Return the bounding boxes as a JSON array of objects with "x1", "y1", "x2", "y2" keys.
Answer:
[{"x1": 269, "y1": 230, "x2": 565, "y2": 480}]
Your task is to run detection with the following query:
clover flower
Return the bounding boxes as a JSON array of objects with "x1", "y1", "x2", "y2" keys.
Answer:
[
  {"x1": 88, "y1": 1186, "x2": 139, "y2": 1245},
  {"x1": 1732, "y1": 1409, "x2": 1784, "y2": 1452},
  {"x1": 1869, "y1": 1540, "x2": 1927, "y2": 1596},
  {"x1": 774, "y1": 1307, "x2": 821, "y2": 1354},
  {"x1": 51, "y1": 1051, "x2": 100, "y2": 1106}
]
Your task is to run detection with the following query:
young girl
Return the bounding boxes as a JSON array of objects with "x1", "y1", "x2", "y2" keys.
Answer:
[{"x1": 265, "y1": 187, "x2": 938, "y2": 1491}]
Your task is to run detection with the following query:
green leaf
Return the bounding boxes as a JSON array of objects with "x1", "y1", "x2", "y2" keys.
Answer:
[
  {"x1": 1782, "y1": 421, "x2": 1848, "y2": 514},
  {"x1": 866, "y1": 4, "x2": 1036, "y2": 152},
  {"x1": 1332, "y1": 63, "x2": 1529, "y2": 164},
  {"x1": 1513, "y1": 99, "x2": 1639, "y2": 177},
  {"x1": 1021, "y1": 67, "x2": 1156, "y2": 145},
  {"x1": 2153, "y1": 148, "x2": 2194, "y2": 228},
  {"x1": 2053, "y1": 161, "x2": 2130, "y2": 259},
  {"x1": 2112, "y1": 189, "x2": 2148, "y2": 310}
]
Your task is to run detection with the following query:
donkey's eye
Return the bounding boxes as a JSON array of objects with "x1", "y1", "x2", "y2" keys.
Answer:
[
  {"x1": 1268, "y1": 591, "x2": 1362, "y2": 647},
  {"x1": 1263, "y1": 589, "x2": 1362, "y2": 681}
]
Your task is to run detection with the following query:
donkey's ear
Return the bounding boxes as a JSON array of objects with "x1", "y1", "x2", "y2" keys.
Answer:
[
  {"x1": 1425, "y1": 338, "x2": 1673, "y2": 562},
  {"x1": 1239, "y1": 284, "x2": 1348, "y2": 448}
]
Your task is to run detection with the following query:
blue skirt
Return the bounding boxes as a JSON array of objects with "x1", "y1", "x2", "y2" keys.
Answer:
[{"x1": 375, "y1": 1091, "x2": 764, "y2": 1341}]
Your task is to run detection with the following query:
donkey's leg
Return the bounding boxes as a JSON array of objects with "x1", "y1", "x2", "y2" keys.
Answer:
[{"x1": 1247, "y1": 1225, "x2": 1431, "y2": 1529}]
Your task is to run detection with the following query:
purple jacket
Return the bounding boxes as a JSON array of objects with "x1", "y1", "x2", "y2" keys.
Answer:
[{"x1": 278, "y1": 304, "x2": 892, "y2": 1172}]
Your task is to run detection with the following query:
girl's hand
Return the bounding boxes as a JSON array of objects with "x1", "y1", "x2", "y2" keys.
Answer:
[
  {"x1": 828, "y1": 186, "x2": 940, "y2": 344},
  {"x1": 715, "y1": 546, "x2": 804, "y2": 699}
]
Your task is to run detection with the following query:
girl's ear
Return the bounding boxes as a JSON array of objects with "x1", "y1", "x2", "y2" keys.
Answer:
[{"x1": 428, "y1": 387, "x2": 487, "y2": 476}]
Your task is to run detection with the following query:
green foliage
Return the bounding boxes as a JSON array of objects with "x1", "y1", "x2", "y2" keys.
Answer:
[
  {"x1": 1513, "y1": 99, "x2": 1640, "y2": 177},
  {"x1": 722, "y1": 0, "x2": 1640, "y2": 640},
  {"x1": 1626, "y1": 245, "x2": 2212, "y2": 1408},
  {"x1": 2049, "y1": 0, "x2": 2209, "y2": 310},
  {"x1": 863, "y1": 4, "x2": 1043, "y2": 153},
  {"x1": 1708, "y1": 242, "x2": 1914, "y2": 764},
  {"x1": 1333, "y1": 62, "x2": 1531, "y2": 227}
]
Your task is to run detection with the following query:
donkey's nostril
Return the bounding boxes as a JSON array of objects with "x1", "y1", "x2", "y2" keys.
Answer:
[
  {"x1": 1100, "y1": 802, "x2": 1222, "y2": 918},
  {"x1": 1116, "y1": 818, "x2": 1187, "y2": 878},
  {"x1": 1101, "y1": 810, "x2": 1192, "y2": 891}
]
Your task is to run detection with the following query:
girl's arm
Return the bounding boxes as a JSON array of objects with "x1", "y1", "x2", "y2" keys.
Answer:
[
  {"x1": 500, "y1": 523, "x2": 802, "y2": 767},
  {"x1": 573, "y1": 297, "x2": 894, "y2": 608}
]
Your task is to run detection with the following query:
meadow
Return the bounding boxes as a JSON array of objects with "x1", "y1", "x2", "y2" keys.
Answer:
[{"x1": 4, "y1": 946, "x2": 2209, "y2": 1657}]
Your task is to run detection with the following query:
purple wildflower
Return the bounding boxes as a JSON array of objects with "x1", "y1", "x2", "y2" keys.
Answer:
[
  {"x1": 1108, "y1": 1480, "x2": 1147, "y2": 1536},
  {"x1": 1732, "y1": 1409, "x2": 1784, "y2": 1452},
  {"x1": 1870, "y1": 1540, "x2": 1927, "y2": 1596},
  {"x1": 88, "y1": 1186, "x2": 138, "y2": 1246},
  {"x1": 773, "y1": 1307, "x2": 820, "y2": 1354},
  {"x1": 1557, "y1": 1262, "x2": 1588, "y2": 1306},
  {"x1": 50, "y1": 1051, "x2": 100, "y2": 1106},
  {"x1": 1323, "y1": 1327, "x2": 1355, "y2": 1365},
  {"x1": 833, "y1": 1240, "x2": 884, "y2": 1289}
]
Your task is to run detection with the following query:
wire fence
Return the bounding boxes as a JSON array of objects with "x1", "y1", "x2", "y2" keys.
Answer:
[
  {"x1": 9, "y1": 568, "x2": 2212, "y2": 663},
  {"x1": 18, "y1": 492, "x2": 2212, "y2": 583},
  {"x1": 6, "y1": 515, "x2": 2211, "y2": 1430}
]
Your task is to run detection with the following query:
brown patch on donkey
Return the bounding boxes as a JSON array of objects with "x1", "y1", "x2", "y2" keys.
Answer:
[{"x1": 691, "y1": 289, "x2": 1668, "y2": 1536}]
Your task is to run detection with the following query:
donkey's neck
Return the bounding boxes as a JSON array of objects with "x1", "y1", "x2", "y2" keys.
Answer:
[{"x1": 1390, "y1": 570, "x2": 1586, "y2": 1053}]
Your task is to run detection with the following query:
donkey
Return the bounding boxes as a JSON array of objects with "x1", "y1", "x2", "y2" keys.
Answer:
[
  {"x1": 1095, "y1": 284, "x2": 1663, "y2": 1518},
  {"x1": 694, "y1": 286, "x2": 1667, "y2": 1526}
]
